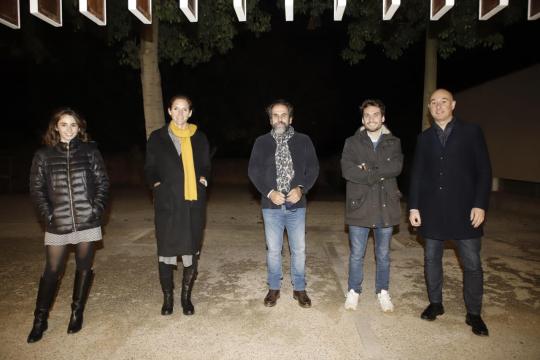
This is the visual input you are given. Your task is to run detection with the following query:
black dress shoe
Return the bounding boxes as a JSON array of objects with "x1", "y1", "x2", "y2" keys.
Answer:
[
  {"x1": 293, "y1": 290, "x2": 312, "y2": 308},
  {"x1": 421, "y1": 303, "x2": 444, "y2": 321},
  {"x1": 466, "y1": 314, "x2": 489, "y2": 336},
  {"x1": 264, "y1": 290, "x2": 280, "y2": 307}
]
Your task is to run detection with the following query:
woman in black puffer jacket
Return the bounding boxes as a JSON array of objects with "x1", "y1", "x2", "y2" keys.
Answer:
[{"x1": 27, "y1": 108, "x2": 109, "y2": 343}]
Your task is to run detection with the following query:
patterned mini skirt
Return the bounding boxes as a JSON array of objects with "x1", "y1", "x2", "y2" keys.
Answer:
[{"x1": 44, "y1": 227, "x2": 102, "y2": 246}]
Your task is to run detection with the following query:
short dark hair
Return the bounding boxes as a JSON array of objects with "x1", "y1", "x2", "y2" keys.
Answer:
[
  {"x1": 43, "y1": 108, "x2": 89, "y2": 146},
  {"x1": 168, "y1": 94, "x2": 193, "y2": 110},
  {"x1": 360, "y1": 99, "x2": 385, "y2": 117},
  {"x1": 266, "y1": 99, "x2": 294, "y2": 118}
]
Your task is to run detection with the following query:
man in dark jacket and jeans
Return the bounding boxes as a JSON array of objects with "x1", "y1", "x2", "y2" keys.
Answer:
[
  {"x1": 341, "y1": 99, "x2": 403, "y2": 312},
  {"x1": 248, "y1": 99, "x2": 319, "y2": 308},
  {"x1": 409, "y1": 88, "x2": 492, "y2": 336}
]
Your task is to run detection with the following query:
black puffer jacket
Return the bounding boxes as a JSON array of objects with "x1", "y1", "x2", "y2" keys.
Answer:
[{"x1": 29, "y1": 138, "x2": 109, "y2": 235}]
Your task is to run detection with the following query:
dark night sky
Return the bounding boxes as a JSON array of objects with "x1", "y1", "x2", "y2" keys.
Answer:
[{"x1": 1, "y1": 6, "x2": 539, "y2": 162}]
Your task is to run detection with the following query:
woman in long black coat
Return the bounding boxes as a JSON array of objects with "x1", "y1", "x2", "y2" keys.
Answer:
[
  {"x1": 145, "y1": 95, "x2": 210, "y2": 316},
  {"x1": 27, "y1": 108, "x2": 109, "y2": 343}
]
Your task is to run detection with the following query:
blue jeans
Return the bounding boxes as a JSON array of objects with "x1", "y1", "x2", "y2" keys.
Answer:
[
  {"x1": 262, "y1": 207, "x2": 306, "y2": 291},
  {"x1": 424, "y1": 238, "x2": 483, "y2": 315},
  {"x1": 348, "y1": 226, "x2": 393, "y2": 294}
]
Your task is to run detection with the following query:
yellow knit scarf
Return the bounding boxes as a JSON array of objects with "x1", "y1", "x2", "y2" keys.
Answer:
[{"x1": 169, "y1": 122, "x2": 198, "y2": 201}]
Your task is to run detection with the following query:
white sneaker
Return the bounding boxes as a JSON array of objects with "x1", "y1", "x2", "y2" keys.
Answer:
[
  {"x1": 377, "y1": 290, "x2": 394, "y2": 312},
  {"x1": 344, "y1": 289, "x2": 359, "y2": 310}
]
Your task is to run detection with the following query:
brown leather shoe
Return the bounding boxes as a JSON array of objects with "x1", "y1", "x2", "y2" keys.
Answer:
[
  {"x1": 293, "y1": 290, "x2": 312, "y2": 308},
  {"x1": 264, "y1": 290, "x2": 280, "y2": 307}
]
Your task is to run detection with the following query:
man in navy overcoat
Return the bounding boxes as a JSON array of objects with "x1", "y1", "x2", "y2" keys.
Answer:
[{"x1": 409, "y1": 88, "x2": 492, "y2": 336}]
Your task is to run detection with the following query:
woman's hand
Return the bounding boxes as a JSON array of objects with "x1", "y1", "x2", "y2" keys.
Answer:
[{"x1": 199, "y1": 177, "x2": 207, "y2": 187}]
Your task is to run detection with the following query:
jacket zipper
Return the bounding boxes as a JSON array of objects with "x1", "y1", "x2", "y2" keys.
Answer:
[{"x1": 66, "y1": 143, "x2": 77, "y2": 231}]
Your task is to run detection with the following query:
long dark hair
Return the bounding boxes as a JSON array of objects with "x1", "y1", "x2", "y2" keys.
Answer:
[{"x1": 42, "y1": 108, "x2": 89, "y2": 146}]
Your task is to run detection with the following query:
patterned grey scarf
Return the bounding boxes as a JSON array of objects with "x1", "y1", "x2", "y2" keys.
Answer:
[{"x1": 271, "y1": 126, "x2": 295, "y2": 193}]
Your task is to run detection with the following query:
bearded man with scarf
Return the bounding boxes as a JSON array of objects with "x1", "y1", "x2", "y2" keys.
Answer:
[
  {"x1": 248, "y1": 99, "x2": 319, "y2": 308},
  {"x1": 145, "y1": 95, "x2": 210, "y2": 316}
]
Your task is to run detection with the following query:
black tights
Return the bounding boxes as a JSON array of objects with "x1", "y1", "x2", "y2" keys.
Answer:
[{"x1": 42, "y1": 242, "x2": 95, "y2": 282}]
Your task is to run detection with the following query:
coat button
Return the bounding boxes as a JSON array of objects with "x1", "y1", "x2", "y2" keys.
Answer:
[
  {"x1": 440, "y1": 156, "x2": 444, "y2": 160},
  {"x1": 440, "y1": 172, "x2": 443, "y2": 176},
  {"x1": 383, "y1": 204, "x2": 386, "y2": 207},
  {"x1": 439, "y1": 186, "x2": 443, "y2": 190}
]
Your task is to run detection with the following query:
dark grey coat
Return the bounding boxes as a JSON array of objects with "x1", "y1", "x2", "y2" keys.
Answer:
[
  {"x1": 408, "y1": 118, "x2": 492, "y2": 240},
  {"x1": 145, "y1": 125, "x2": 210, "y2": 256},
  {"x1": 341, "y1": 127, "x2": 403, "y2": 228}
]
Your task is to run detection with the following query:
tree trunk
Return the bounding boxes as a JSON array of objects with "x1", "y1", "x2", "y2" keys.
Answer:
[
  {"x1": 421, "y1": 29, "x2": 438, "y2": 130},
  {"x1": 140, "y1": 17, "x2": 164, "y2": 139}
]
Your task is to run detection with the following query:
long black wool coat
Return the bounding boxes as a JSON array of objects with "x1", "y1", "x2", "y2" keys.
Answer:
[
  {"x1": 145, "y1": 125, "x2": 211, "y2": 256},
  {"x1": 408, "y1": 118, "x2": 492, "y2": 240}
]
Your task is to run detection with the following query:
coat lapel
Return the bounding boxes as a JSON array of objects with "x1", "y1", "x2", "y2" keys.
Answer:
[
  {"x1": 426, "y1": 126, "x2": 444, "y2": 152},
  {"x1": 158, "y1": 126, "x2": 182, "y2": 162},
  {"x1": 443, "y1": 118, "x2": 462, "y2": 151}
]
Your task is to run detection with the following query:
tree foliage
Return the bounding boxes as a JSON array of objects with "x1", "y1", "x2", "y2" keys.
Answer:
[
  {"x1": 340, "y1": 0, "x2": 523, "y2": 64},
  {"x1": 105, "y1": 0, "x2": 270, "y2": 68}
]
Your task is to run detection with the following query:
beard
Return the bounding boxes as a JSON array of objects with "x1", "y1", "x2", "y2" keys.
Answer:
[
  {"x1": 364, "y1": 122, "x2": 383, "y2": 133},
  {"x1": 272, "y1": 122, "x2": 289, "y2": 135}
]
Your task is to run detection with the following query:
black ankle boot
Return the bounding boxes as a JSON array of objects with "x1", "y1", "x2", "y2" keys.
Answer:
[
  {"x1": 67, "y1": 270, "x2": 94, "y2": 334},
  {"x1": 27, "y1": 277, "x2": 58, "y2": 343},
  {"x1": 181, "y1": 266, "x2": 197, "y2": 315}
]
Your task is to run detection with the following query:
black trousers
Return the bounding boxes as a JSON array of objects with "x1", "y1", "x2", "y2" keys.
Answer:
[{"x1": 424, "y1": 238, "x2": 483, "y2": 315}]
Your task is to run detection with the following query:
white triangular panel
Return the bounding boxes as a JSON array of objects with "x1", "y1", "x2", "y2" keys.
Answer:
[
  {"x1": 129, "y1": 0, "x2": 152, "y2": 24},
  {"x1": 79, "y1": 0, "x2": 106, "y2": 26},
  {"x1": 30, "y1": 0, "x2": 62, "y2": 27}
]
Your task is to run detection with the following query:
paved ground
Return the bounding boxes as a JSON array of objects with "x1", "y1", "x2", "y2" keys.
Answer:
[{"x1": 0, "y1": 185, "x2": 539, "y2": 360}]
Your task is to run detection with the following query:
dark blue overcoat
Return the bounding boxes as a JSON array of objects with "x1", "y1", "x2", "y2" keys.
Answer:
[{"x1": 408, "y1": 118, "x2": 492, "y2": 240}]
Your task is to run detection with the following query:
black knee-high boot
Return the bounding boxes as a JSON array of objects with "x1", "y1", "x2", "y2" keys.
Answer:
[
  {"x1": 181, "y1": 261, "x2": 197, "y2": 316},
  {"x1": 67, "y1": 269, "x2": 94, "y2": 334},
  {"x1": 159, "y1": 262, "x2": 174, "y2": 315},
  {"x1": 27, "y1": 277, "x2": 58, "y2": 343}
]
